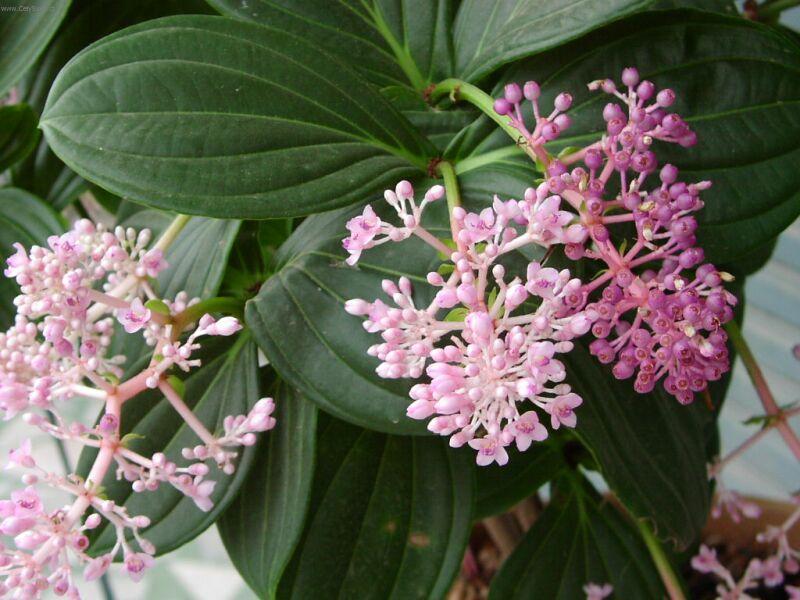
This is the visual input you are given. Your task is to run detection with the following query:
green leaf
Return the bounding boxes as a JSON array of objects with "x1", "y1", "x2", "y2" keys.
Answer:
[
  {"x1": 218, "y1": 381, "x2": 318, "y2": 599},
  {"x1": 277, "y1": 417, "x2": 474, "y2": 599},
  {"x1": 489, "y1": 474, "x2": 664, "y2": 599},
  {"x1": 12, "y1": 0, "x2": 213, "y2": 206},
  {"x1": 0, "y1": 104, "x2": 39, "y2": 171},
  {"x1": 474, "y1": 442, "x2": 565, "y2": 519},
  {"x1": 78, "y1": 335, "x2": 261, "y2": 556},
  {"x1": 0, "y1": 187, "x2": 65, "y2": 328},
  {"x1": 454, "y1": 10, "x2": 800, "y2": 273},
  {"x1": 246, "y1": 200, "x2": 447, "y2": 434},
  {"x1": 564, "y1": 342, "x2": 714, "y2": 549},
  {"x1": 452, "y1": 0, "x2": 652, "y2": 83},
  {"x1": 208, "y1": 0, "x2": 455, "y2": 90},
  {"x1": 0, "y1": 0, "x2": 70, "y2": 96},
  {"x1": 40, "y1": 14, "x2": 433, "y2": 218}
]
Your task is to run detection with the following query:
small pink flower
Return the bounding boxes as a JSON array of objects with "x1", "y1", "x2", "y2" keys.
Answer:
[
  {"x1": 691, "y1": 544, "x2": 720, "y2": 574},
  {"x1": 11, "y1": 486, "x2": 43, "y2": 517},
  {"x1": 343, "y1": 205, "x2": 382, "y2": 265},
  {"x1": 548, "y1": 394, "x2": 582, "y2": 429},
  {"x1": 786, "y1": 585, "x2": 800, "y2": 599},
  {"x1": 124, "y1": 552, "x2": 155, "y2": 582},
  {"x1": 6, "y1": 439, "x2": 35, "y2": 469},
  {"x1": 509, "y1": 412, "x2": 548, "y2": 451},
  {"x1": 583, "y1": 582, "x2": 613, "y2": 600},
  {"x1": 84, "y1": 554, "x2": 113, "y2": 581},
  {"x1": 118, "y1": 298, "x2": 152, "y2": 334},
  {"x1": 760, "y1": 556, "x2": 783, "y2": 587},
  {"x1": 3, "y1": 243, "x2": 29, "y2": 278},
  {"x1": 468, "y1": 436, "x2": 509, "y2": 467},
  {"x1": 181, "y1": 477, "x2": 216, "y2": 512},
  {"x1": 201, "y1": 316, "x2": 242, "y2": 337},
  {"x1": 139, "y1": 248, "x2": 167, "y2": 277}
]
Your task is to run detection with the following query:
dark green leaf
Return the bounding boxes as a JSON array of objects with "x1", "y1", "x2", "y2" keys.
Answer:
[
  {"x1": 0, "y1": 104, "x2": 39, "y2": 171},
  {"x1": 0, "y1": 187, "x2": 65, "y2": 328},
  {"x1": 12, "y1": 0, "x2": 212, "y2": 206},
  {"x1": 565, "y1": 342, "x2": 713, "y2": 549},
  {"x1": 489, "y1": 474, "x2": 664, "y2": 599},
  {"x1": 0, "y1": 0, "x2": 70, "y2": 96},
  {"x1": 277, "y1": 418, "x2": 474, "y2": 599},
  {"x1": 246, "y1": 200, "x2": 446, "y2": 434},
  {"x1": 40, "y1": 15, "x2": 433, "y2": 218},
  {"x1": 218, "y1": 381, "x2": 318, "y2": 599},
  {"x1": 208, "y1": 0, "x2": 455, "y2": 90},
  {"x1": 452, "y1": 0, "x2": 652, "y2": 83},
  {"x1": 474, "y1": 442, "x2": 565, "y2": 520},
  {"x1": 451, "y1": 10, "x2": 800, "y2": 273},
  {"x1": 79, "y1": 335, "x2": 261, "y2": 556}
]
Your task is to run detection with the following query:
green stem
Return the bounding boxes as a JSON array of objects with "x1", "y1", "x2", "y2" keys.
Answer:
[
  {"x1": 369, "y1": 6, "x2": 427, "y2": 91},
  {"x1": 758, "y1": 0, "x2": 800, "y2": 21},
  {"x1": 430, "y1": 78, "x2": 545, "y2": 165},
  {"x1": 437, "y1": 160, "x2": 461, "y2": 241},
  {"x1": 173, "y1": 296, "x2": 245, "y2": 333},
  {"x1": 431, "y1": 79, "x2": 521, "y2": 140},
  {"x1": 154, "y1": 214, "x2": 191, "y2": 252},
  {"x1": 637, "y1": 520, "x2": 686, "y2": 600},
  {"x1": 725, "y1": 320, "x2": 800, "y2": 461}
]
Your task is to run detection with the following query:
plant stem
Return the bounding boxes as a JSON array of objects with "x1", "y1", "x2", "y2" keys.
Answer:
[
  {"x1": 725, "y1": 320, "x2": 800, "y2": 461},
  {"x1": 368, "y1": 6, "x2": 427, "y2": 91},
  {"x1": 154, "y1": 214, "x2": 191, "y2": 252},
  {"x1": 429, "y1": 79, "x2": 539, "y2": 163},
  {"x1": 437, "y1": 160, "x2": 462, "y2": 242},
  {"x1": 172, "y1": 296, "x2": 244, "y2": 333},
  {"x1": 430, "y1": 79, "x2": 520, "y2": 140},
  {"x1": 637, "y1": 520, "x2": 686, "y2": 600}
]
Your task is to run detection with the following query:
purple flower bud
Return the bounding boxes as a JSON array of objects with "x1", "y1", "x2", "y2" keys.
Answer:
[
  {"x1": 657, "y1": 88, "x2": 675, "y2": 107},
  {"x1": 636, "y1": 80, "x2": 655, "y2": 100},
  {"x1": 554, "y1": 92, "x2": 572, "y2": 112},
  {"x1": 584, "y1": 149, "x2": 603, "y2": 170},
  {"x1": 541, "y1": 122, "x2": 560, "y2": 141},
  {"x1": 607, "y1": 118, "x2": 625, "y2": 136},
  {"x1": 493, "y1": 98, "x2": 512, "y2": 116},
  {"x1": 523, "y1": 81, "x2": 540, "y2": 100},
  {"x1": 661, "y1": 113, "x2": 682, "y2": 131},
  {"x1": 659, "y1": 164, "x2": 678, "y2": 184},
  {"x1": 603, "y1": 102, "x2": 625, "y2": 121},
  {"x1": 504, "y1": 83, "x2": 522, "y2": 104},
  {"x1": 621, "y1": 67, "x2": 640, "y2": 87},
  {"x1": 553, "y1": 113, "x2": 571, "y2": 130}
]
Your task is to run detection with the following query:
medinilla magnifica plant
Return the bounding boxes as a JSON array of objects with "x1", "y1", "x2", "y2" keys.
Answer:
[{"x1": 0, "y1": 1, "x2": 798, "y2": 598}]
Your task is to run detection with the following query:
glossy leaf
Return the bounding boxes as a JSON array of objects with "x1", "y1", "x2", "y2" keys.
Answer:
[
  {"x1": 218, "y1": 381, "x2": 318, "y2": 599},
  {"x1": 0, "y1": 104, "x2": 39, "y2": 172},
  {"x1": 452, "y1": 0, "x2": 651, "y2": 83},
  {"x1": 40, "y1": 15, "x2": 433, "y2": 218},
  {"x1": 208, "y1": 0, "x2": 455, "y2": 90},
  {"x1": 246, "y1": 201, "x2": 445, "y2": 434},
  {"x1": 277, "y1": 418, "x2": 474, "y2": 599},
  {"x1": 0, "y1": 188, "x2": 64, "y2": 328},
  {"x1": 0, "y1": 0, "x2": 70, "y2": 96},
  {"x1": 489, "y1": 474, "x2": 663, "y2": 599},
  {"x1": 78, "y1": 335, "x2": 260, "y2": 556},
  {"x1": 474, "y1": 442, "x2": 565, "y2": 520},
  {"x1": 12, "y1": 0, "x2": 212, "y2": 206},
  {"x1": 565, "y1": 341, "x2": 713, "y2": 549},
  {"x1": 451, "y1": 11, "x2": 800, "y2": 273}
]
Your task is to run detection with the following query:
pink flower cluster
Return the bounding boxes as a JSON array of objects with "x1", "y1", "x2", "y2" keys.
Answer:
[
  {"x1": 343, "y1": 67, "x2": 736, "y2": 464},
  {"x1": 495, "y1": 67, "x2": 736, "y2": 404},
  {"x1": 0, "y1": 220, "x2": 275, "y2": 597},
  {"x1": 344, "y1": 183, "x2": 594, "y2": 466}
]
